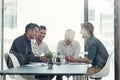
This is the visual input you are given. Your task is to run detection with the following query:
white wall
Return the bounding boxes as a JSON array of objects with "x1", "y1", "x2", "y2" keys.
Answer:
[{"x1": 17, "y1": 0, "x2": 84, "y2": 52}]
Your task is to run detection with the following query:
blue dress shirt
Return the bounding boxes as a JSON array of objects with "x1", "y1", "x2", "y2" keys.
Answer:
[{"x1": 85, "y1": 35, "x2": 109, "y2": 68}]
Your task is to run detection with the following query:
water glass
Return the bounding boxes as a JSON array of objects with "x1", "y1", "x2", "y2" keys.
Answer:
[{"x1": 84, "y1": 52, "x2": 88, "y2": 58}]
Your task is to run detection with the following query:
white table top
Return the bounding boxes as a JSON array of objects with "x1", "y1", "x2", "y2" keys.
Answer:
[{"x1": 0, "y1": 62, "x2": 88, "y2": 76}]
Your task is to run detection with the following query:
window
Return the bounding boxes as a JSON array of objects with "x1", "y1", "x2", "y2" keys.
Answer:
[
  {"x1": 17, "y1": 0, "x2": 84, "y2": 52},
  {"x1": 89, "y1": 0, "x2": 114, "y2": 80},
  {"x1": 4, "y1": 0, "x2": 17, "y2": 28}
]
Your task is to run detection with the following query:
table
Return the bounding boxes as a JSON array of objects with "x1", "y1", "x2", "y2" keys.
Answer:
[{"x1": 0, "y1": 62, "x2": 88, "y2": 80}]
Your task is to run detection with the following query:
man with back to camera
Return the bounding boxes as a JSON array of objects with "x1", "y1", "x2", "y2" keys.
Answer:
[
  {"x1": 66, "y1": 22, "x2": 109, "y2": 79},
  {"x1": 57, "y1": 29, "x2": 80, "y2": 80}
]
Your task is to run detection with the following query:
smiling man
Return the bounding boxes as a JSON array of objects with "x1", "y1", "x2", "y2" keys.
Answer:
[
  {"x1": 31, "y1": 25, "x2": 50, "y2": 62},
  {"x1": 31, "y1": 25, "x2": 54, "y2": 80},
  {"x1": 10, "y1": 23, "x2": 40, "y2": 65},
  {"x1": 66, "y1": 22, "x2": 109, "y2": 78}
]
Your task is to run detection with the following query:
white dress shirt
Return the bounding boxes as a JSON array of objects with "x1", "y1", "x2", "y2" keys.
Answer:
[
  {"x1": 31, "y1": 39, "x2": 50, "y2": 56},
  {"x1": 57, "y1": 40, "x2": 80, "y2": 58}
]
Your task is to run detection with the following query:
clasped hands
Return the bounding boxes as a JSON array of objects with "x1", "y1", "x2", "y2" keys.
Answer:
[{"x1": 40, "y1": 55, "x2": 80, "y2": 63}]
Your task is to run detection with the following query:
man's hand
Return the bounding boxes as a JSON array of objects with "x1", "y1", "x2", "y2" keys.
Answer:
[
  {"x1": 65, "y1": 55, "x2": 77, "y2": 62},
  {"x1": 40, "y1": 56, "x2": 48, "y2": 62}
]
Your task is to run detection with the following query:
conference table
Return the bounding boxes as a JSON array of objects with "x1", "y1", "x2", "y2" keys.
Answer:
[{"x1": 0, "y1": 62, "x2": 88, "y2": 80}]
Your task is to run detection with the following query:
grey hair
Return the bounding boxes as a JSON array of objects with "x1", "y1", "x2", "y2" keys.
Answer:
[
  {"x1": 80, "y1": 22, "x2": 94, "y2": 35},
  {"x1": 64, "y1": 29, "x2": 75, "y2": 40}
]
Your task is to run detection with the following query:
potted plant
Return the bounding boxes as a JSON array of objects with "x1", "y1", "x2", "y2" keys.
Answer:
[{"x1": 45, "y1": 52, "x2": 53, "y2": 69}]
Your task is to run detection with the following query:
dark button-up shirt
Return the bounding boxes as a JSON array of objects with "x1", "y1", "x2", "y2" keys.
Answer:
[
  {"x1": 10, "y1": 34, "x2": 41, "y2": 65},
  {"x1": 85, "y1": 35, "x2": 108, "y2": 68}
]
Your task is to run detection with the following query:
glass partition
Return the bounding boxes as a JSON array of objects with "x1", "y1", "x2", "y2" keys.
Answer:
[
  {"x1": 3, "y1": 0, "x2": 17, "y2": 79},
  {"x1": 88, "y1": 0, "x2": 114, "y2": 52},
  {"x1": 4, "y1": 0, "x2": 17, "y2": 53},
  {"x1": 2, "y1": 0, "x2": 115, "y2": 80},
  {"x1": 0, "y1": 0, "x2": 3, "y2": 74},
  {"x1": 3, "y1": 0, "x2": 85, "y2": 53},
  {"x1": 4, "y1": 0, "x2": 17, "y2": 29},
  {"x1": 17, "y1": 0, "x2": 84, "y2": 52}
]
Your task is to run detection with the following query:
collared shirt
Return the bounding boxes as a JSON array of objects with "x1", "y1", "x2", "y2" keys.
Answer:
[
  {"x1": 10, "y1": 34, "x2": 41, "y2": 65},
  {"x1": 57, "y1": 40, "x2": 80, "y2": 58},
  {"x1": 85, "y1": 35, "x2": 109, "y2": 68},
  {"x1": 31, "y1": 39, "x2": 50, "y2": 56}
]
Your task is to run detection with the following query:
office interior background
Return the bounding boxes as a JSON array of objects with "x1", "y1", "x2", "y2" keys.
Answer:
[{"x1": 1, "y1": 0, "x2": 120, "y2": 80}]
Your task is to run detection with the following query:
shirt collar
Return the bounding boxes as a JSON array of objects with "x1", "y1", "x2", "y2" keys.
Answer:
[
  {"x1": 88, "y1": 34, "x2": 94, "y2": 41},
  {"x1": 32, "y1": 39, "x2": 43, "y2": 45},
  {"x1": 64, "y1": 40, "x2": 74, "y2": 46},
  {"x1": 24, "y1": 33, "x2": 31, "y2": 43}
]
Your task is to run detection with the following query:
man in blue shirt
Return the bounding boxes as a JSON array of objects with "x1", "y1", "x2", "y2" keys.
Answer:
[{"x1": 66, "y1": 22, "x2": 108, "y2": 76}]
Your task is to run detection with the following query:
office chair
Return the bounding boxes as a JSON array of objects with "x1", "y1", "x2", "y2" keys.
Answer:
[
  {"x1": 4, "y1": 53, "x2": 15, "y2": 79},
  {"x1": 9, "y1": 53, "x2": 37, "y2": 80},
  {"x1": 90, "y1": 52, "x2": 113, "y2": 80},
  {"x1": 4, "y1": 53, "x2": 26, "y2": 80}
]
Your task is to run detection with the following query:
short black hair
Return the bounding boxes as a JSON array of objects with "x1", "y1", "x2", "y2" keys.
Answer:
[
  {"x1": 80, "y1": 22, "x2": 94, "y2": 35},
  {"x1": 39, "y1": 25, "x2": 46, "y2": 30},
  {"x1": 25, "y1": 23, "x2": 39, "y2": 33}
]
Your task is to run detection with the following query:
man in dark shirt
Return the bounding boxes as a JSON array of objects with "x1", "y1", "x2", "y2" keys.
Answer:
[
  {"x1": 10, "y1": 23, "x2": 54, "y2": 80},
  {"x1": 10, "y1": 23, "x2": 41, "y2": 65},
  {"x1": 66, "y1": 22, "x2": 108, "y2": 76}
]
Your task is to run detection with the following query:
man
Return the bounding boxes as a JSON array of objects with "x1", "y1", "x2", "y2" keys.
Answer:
[
  {"x1": 57, "y1": 29, "x2": 80, "y2": 58},
  {"x1": 66, "y1": 22, "x2": 109, "y2": 77},
  {"x1": 10, "y1": 23, "x2": 41, "y2": 65},
  {"x1": 9, "y1": 23, "x2": 40, "y2": 80},
  {"x1": 10, "y1": 23, "x2": 53, "y2": 80},
  {"x1": 31, "y1": 25, "x2": 50, "y2": 62},
  {"x1": 31, "y1": 25, "x2": 54, "y2": 80},
  {"x1": 57, "y1": 29, "x2": 80, "y2": 80}
]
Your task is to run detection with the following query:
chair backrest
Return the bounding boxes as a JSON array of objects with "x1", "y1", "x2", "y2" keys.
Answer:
[
  {"x1": 4, "y1": 53, "x2": 9, "y2": 70},
  {"x1": 90, "y1": 52, "x2": 113, "y2": 78},
  {"x1": 3, "y1": 53, "x2": 15, "y2": 79},
  {"x1": 3, "y1": 55, "x2": 7, "y2": 70},
  {"x1": 8, "y1": 53, "x2": 20, "y2": 67},
  {"x1": 4, "y1": 53, "x2": 14, "y2": 68},
  {"x1": 4, "y1": 53, "x2": 26, "y2": 80}
]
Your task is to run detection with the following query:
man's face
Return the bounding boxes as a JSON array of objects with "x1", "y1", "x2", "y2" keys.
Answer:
[
  {"x1": 64, "y1": 31, "x2": 74, "y2": 45},
  {"x1": 37, "y1": 29, "x2": 46, "y2": 41},
  {"x1": 30, "y1": 27, "x2": 39, "y2": 39},
  {"x1": 80, "y1": 27, "x2": 88, "y2": 38},
  {"x1": 65, "y1": 38, "x2": 73, "y2": 45}
]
